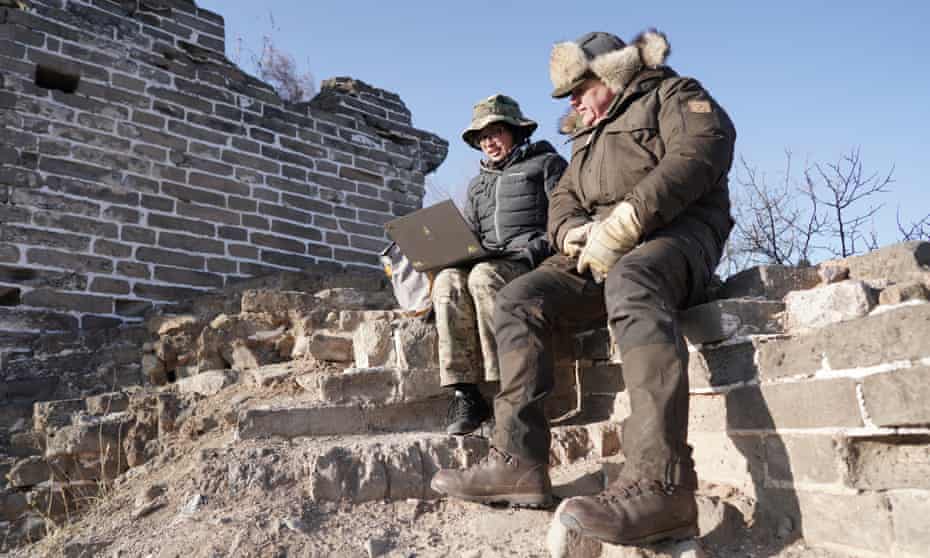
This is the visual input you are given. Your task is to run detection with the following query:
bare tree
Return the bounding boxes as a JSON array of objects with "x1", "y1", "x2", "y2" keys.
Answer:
[
  {"x1": 234, "y1": 12, "x2": 316, "y2": 103},
  {"x1": 802, "y1": 148, "x2": 893, "y2": 258},
  {"x1": 726, "y1": 147, "x2": 895, "y2": 274},
  {"x1": 727, "y1": 151, "x2": 824, "y2": 268},
  {"x1": 897, "y1": 208, "x2": 930, "y2": 241}
]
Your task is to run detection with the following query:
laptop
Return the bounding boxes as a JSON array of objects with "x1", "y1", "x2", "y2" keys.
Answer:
[{"x1": 384, "y1": 200, "x2": 494, "y2": 272}]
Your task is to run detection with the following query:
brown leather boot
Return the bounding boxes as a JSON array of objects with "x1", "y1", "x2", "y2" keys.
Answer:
[
  {"x1": 430, "y1": 447, "x2": 552, "y2": 508},
  {"x1": 558, "y1": 479, "x2": 698, "y2": 545}
]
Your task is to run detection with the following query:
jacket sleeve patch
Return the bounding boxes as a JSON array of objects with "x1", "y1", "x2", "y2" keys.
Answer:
[{"x1": 687, "y1": 100, "x2": 712, "y2": 114}]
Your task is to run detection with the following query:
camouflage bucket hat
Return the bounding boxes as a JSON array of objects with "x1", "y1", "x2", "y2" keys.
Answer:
[{"x1": 462, "y1": 94, "x2": 538, "y2": 149}]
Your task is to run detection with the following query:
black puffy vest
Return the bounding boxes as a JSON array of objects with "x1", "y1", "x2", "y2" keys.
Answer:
[{"x1": 463, "y1": 141, "x2": 566, "y2": 265}]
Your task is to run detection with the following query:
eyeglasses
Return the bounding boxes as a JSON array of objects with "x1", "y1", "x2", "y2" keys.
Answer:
[{"x1": 478, "y1": 125, "x2": 507, "y2": 144}]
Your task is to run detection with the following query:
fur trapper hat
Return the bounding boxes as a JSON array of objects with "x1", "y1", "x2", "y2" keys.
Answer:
[
  {"x1": 462, "y1": 94, "x2": 538, "y2": 150},
  {"x1": 549, "y1": 30, "x2": 670, "y2": 98}
]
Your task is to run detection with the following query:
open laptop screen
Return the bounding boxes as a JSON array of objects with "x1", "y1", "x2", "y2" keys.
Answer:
[{"x1": 384, "y1": 200, "x2": 493, "y2": 272}]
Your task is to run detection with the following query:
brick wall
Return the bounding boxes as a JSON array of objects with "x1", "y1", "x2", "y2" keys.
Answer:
[{"x1": 0, "y1": 0, "x2": 447, "y2": 354}]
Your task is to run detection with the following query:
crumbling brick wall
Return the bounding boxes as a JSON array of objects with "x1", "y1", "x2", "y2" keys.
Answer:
[{"x1": 0, "y1": 0, "x2": 447, "y2": 350}]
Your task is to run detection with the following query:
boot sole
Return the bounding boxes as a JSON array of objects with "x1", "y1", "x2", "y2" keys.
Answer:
[
  {"x1": 559, "y1": 513, "x2": 698, "y2": 546},
  {"x1": 433, "y1": 483, "x2": 553, "y2": 509}
]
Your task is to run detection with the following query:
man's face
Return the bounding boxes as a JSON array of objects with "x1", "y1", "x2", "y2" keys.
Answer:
[
  {"x1": 478, "y1": 123, "x2": 515, "y2": 162},
  {"x1": 569, "y1": 78, "x2": 616, "y2": 127}
]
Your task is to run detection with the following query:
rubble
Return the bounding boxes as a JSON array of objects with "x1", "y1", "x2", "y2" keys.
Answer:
[{"x1": 3, "y1": 243, "x2": 930, "y2": 557}]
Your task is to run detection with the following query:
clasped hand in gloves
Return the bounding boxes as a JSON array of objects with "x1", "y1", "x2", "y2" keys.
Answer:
[{"x1": 575, "y1": 202, "x2": 642, "y2": 283}]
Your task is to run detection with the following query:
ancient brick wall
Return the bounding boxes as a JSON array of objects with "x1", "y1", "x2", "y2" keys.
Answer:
[{"x1": 0, "y1": 0, "x2": 447, "y2": 353}]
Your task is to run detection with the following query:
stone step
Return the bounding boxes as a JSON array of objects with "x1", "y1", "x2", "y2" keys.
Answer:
[
  {"x1": 754, "y1": 301, "x2": 930, "y2": 381},
  {"x1": 679, "y1": 298, "x2": 784, "y2": 345},
  {"x1": 236, "y1": 398, "x2": 453, "y2": 440},
  {"x1": 718, "y1": 264, "x2": 821, "y2": 300},
  {"x1": 687, "y1": 336, "x2": 762, "y2": 390}
]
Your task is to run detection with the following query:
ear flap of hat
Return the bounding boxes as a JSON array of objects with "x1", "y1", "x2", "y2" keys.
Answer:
[
  {"x1": 589, "y1": 46, "x2": 642, "y2": 94},
  {"x1": 634, "y1": 29, "x2": 671, "y2": 68},
  {"x1": 549, "y1": 41, "x2": 590, "y2": 95}
]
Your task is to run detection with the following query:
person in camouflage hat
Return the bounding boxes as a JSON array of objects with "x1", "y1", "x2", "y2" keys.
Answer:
[
  {"x1": 433, "y1": 94, "x2": 567, "y2": 436},
  {"x1": 432, "y1": 31, "x2": 736, "y2": 546}
]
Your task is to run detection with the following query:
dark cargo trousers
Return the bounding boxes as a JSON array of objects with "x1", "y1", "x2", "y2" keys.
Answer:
[{"x1": 491, "y1": 234, "x2": 712, "y2": 488}]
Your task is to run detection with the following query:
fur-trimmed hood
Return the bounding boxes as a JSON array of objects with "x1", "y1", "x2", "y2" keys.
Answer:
[{"x1": 549, "y1": 30, "x2": 671, "y2": 98}]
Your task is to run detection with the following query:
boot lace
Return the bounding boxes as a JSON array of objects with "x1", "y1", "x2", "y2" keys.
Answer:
[
  {"x1": 595, "y1": 479, "x2": 668, "y2": 504},
  {"x1": 446, "y1": 391, "x2": 482, "y2": 424}
]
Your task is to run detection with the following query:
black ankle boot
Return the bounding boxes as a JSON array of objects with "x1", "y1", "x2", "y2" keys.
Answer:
[{"x1": 446, "y1": 386, "x2": 491, "y2": 435}]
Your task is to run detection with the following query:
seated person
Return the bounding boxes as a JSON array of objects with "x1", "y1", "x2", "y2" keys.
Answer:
[{"x1": 434, "y1": 94, "x2": 567, "y2": 435}]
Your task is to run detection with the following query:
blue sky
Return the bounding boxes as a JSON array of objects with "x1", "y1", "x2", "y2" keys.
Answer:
[{"x1": 199, "y1": 0, "x2": 929, "y2": 247}]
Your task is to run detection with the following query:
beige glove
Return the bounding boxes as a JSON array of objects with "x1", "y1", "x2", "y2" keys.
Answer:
[
  {"x1": 576, "y1": 202, "x2": 643, "y2": 283},
  {"x1": 561, "y1": 222, "x2": 594, "y2": 257}
]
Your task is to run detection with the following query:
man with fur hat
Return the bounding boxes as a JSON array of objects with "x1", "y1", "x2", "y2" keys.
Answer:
[
  {"x1": 431, "y1": 31, "x2": 735, "y2": 545},
  {"x1": 434, "y1": 94, "x2": 567, "y2": 436}
]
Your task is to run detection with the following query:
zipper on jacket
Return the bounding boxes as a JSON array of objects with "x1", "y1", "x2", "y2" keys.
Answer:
[{"x1": 493, "y1": 173, "x2": 503, "y2": 246}]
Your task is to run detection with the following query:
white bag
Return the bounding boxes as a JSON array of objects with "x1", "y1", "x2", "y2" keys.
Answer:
[{"x1": 380, "y1": 242, "x2": 433, "y2": 317}]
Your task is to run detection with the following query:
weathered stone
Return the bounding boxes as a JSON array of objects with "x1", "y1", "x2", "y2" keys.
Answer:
[
  {"x1": 197, "y1": 313, "x2": 283, "y2": 371},
  {"x1": 687, "y1": 338, "x2": 759, "y2": 390},
  {"x1": 817, "y1": 262, "x2": 849, "y2": 285},
  {"x1": 550, "y1": 426, "x2": 592, "y2": 466},
  {"x1": 238, "y1": 405, "x2": 367, "y2": 439},
  {"x1": 765, "y1": 434, "x2": 843, "y2": 487},
  {"x1": 147, "y1": 314, "x2": 201, "y2": 336},
  {"x1": 397, "y1": 367, "x2": 443, "y2": 402},
  {"x1": 393, "y1": 318, "x2": 438, "y2": 369},
  {"x1": 797, "y1": 490, "x2": 892, "y2": 555},
  {"x1": 174, "y1": 370, "x2": 235, "y2": 396},
  {"x1": 737, "y1": 379, "x2": 863, "y2": 429},
  {"x1": 573, "y1": 328, "x2": 613, "y2": 361},
  {"x1": 229, "y1": 341, "x2": 261, "y2": 371},
  {"x1": 85, "y1": 392, "x2": 130, "y2": 415},
  {"x1": 339, "y1": 310, "x2": 401, "y2": 332},
  {"x1": 9, "y1": 430, "x2": 43, "y2": 457},
  {"x1": 845, "y1": 435, "x2": 930, "y2": 490},
  {"x1": 587, "y1": 422, "x2": 622, "y2": 458},
  {"x1": 833, "y1": 240, "x2": 930, "y2": 288},
  {"x1": 354, "y1": 452, "x2": 388, "y2": 503},
  {"x1": 718, "y1": 265, "x2": 821, "y2": 300},
  {"x1": 6, "y1": 456, "x2": 52, "y2": 488},
  {"x1": 315, "y1": 287, "x2": 394, "y2": 310},
  {"x1": 878, "y1": 281, "x2": 929, "y2": 305},
  {"x1": 680, "y1": 299, "x2": 784, "y2": 344},
  {"x1": 26, "y1": 480, "x2": 99, "y2": 519},
  {"x1": 689, "y1": 431, "x2": 763, "y2": 495},
  {"x1": 307, "y1": 331, "x2": 354, "y2": 362},
  {"x1": 889, "y1": 490, "x2": 930, "y2": 556},
  {"x1": 783, "y1": 280, "x2": 876, "y2": 331},
  {"x1": 1, "y1": 488, "x2": 28, "y2": 521},
  {"x1": 33, "y1": 398, "x2": 86, "y2": 433},
  {"x1": 578, "y1": 362, "x2": 624, "y2": 394},
  {"x1": 861, "y1": 365, "x2": 930, "y2": 427},
  {"x1": 237, "y1": 397, "x2": 452, "y2": 440},
  {"x1": 142, "y1": 353, "x2": 168, "y2": 386},
  {"x1": 156, "y1": 392, "x2": 182, "y2": 436},
  {"x1": 248, "y1": 363, "x2": 296, "y2": 387},
  {"x1": 319, "y1": 367, "x2": 400, "y2": 405},
  {"x1": 383, "y1": 444, "x2": 426, "y2": 500},
  {"x1": 352, "y1": 319, "x2": 393, "y2": 368},
  {"x1": 240, "y1": 289, "x2": 318, "y2": 314},
  {"x1": 44, "y1": 414, "x2": 132, "y2": 466},
  {"x1": 756, "y1": 303, "x2": 930, "y2": 378}
]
